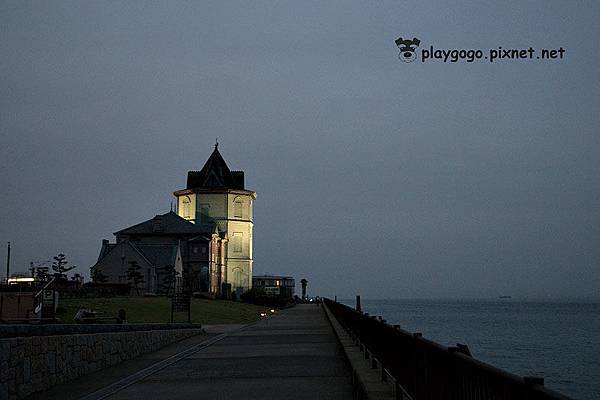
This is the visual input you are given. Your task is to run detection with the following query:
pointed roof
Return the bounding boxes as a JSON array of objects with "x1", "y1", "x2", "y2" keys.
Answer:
[
  {"x1": 186, "y1": 144, "x2": 245, "y2": 190},
  {"x1": 114, "y1": 211, "x2": 213, "y2": 236}
]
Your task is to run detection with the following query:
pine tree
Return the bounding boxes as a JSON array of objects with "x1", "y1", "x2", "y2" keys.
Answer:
[
  {"x1": 126, "y1": 261, "x2": 145, "y2": 295},
  {"x1": 51, "y1": 253, "x2": 76, "y2": 279},
  {"x1": 159, "y1": 265, "x2": 178, "y2": 295}
]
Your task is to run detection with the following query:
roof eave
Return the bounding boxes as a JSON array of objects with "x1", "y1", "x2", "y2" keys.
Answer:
[{"x1": 173, "y1": 188, "x2": 257, "y2": 199}]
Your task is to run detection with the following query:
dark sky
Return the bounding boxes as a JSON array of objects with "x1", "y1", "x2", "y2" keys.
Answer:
[{"x1": 1, "y1": 1, "x2": 598, "y2": 299}]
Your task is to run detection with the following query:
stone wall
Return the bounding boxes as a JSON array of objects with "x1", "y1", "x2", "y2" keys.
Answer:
[
  {"x1": 0, "y1": 323, "x2": 202, "y2": 339},
  {"x1": 0, "y1": 327, "x2": 203, "y2": 400}
]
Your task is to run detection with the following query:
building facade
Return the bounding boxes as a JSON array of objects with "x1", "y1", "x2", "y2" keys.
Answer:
[
  {"x1": 174, "y1": 144, "x2": 256, "y2": 294},
  {"x1": 252, "y1": 275, "x2": 295, "y2": 298},
  {"x1": 91, "y1": 211, "x2": 227, "y2": 296}
]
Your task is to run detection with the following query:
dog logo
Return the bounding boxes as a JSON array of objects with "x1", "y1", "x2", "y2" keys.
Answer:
[{"x1": 395, "y1": 37, "x2": 421, "y2": 62}]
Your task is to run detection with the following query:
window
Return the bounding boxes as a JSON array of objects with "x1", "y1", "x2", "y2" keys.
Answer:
[
  {"x1": 192, "y1": 246, "x2": 198, "y2": 254},
  {"x1": 182, "y1": 196, "x2": 192, "y2": 218},
  {"x1": 234, "y1": 198, "x2": 243, "y2": 218},
  {"x1": 232, "y1": 232, "x2": 243, "y2": 253}
]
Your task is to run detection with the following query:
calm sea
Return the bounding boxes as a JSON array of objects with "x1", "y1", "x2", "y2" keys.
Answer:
[{"x1": 339, "y1": 299, "x2": 599, "y2": 400}]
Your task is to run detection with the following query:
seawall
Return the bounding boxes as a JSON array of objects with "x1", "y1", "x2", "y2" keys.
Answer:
[{"x1": 0, "y1": 325, "x2": 203, "y2": 399}]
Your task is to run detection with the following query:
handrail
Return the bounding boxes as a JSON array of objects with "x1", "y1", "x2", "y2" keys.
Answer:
[
  {"x1": 33, "y1": 278, "x2": 56, "y2": 315},
  {"x1": 34, "y1": 277, "x2": 56, "y2": 299},
  {"x1": 324, "y1": 298, "x2": 572, "y2": 400}
]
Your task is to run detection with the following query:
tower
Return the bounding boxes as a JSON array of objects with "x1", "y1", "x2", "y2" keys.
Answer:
[{"x1": 173, "y1": 143, "x2": 256, "y2": 294}]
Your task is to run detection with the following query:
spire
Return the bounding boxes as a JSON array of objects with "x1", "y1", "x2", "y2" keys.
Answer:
[
  {"x1": 215, "y1": 138, "x2": 219, "y2": 149},
  {"x1": 186, "y1": 144, "x2": 245, "y2": 190}
]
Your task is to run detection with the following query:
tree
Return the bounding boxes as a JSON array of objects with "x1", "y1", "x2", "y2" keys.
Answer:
[
  {"x1": 126, "y1": 261, "x2": 145, "y2": 295},
  {"x1": 159, "y1": 265, "x2": 178, "y2": 295},
  {"x1": 51, "y1": 253, "x2": 76, "y2": 279},
  {"x1": 91, "y1": 267, "x2": 109, "y2": 283}
]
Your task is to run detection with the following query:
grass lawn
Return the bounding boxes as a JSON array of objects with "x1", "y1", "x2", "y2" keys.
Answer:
[{"x1": 56, "y1": 296, "x2": 268, "y2": 324}]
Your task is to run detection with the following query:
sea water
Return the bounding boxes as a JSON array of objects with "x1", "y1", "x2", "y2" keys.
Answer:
[{"x1": 339, "y1": 299, "x2": 599, "y2": 400}]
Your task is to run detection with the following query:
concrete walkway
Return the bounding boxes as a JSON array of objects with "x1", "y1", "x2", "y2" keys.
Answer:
[
  {"x1": 106, "y1": 304, "x2": 353, "y2": 399},
  {"x1": 38, "y1": 305, "x2": 353, "y2": 400},
  {"x1": 25, "y1": 325, "x2": 244, "y2": 400}
]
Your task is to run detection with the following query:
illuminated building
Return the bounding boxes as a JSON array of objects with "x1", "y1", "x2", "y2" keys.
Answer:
[
  {"x1": 252, "y1": 275, "x2": 295, "y2": 298},
  {"x1": 173, "y1": 143, "x2": 256, "y2": 295},
  {"x1": 91, "y1": 143, "x2": 255, "y2": 297}
]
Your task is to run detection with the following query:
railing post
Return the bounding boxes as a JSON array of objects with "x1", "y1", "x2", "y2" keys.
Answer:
[{"x1": 413, "y1": 332, "x2": 422, "y2": 398}]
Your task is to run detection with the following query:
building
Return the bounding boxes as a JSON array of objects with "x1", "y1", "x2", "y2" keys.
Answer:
[
  {"x1": 173, "y1": 143, "x2": 256, "y2": 295},
  {"x1": 91, "y1": 211, "x2": 228, "y2": 295},
  {"x1": 252, "y1": 275, "x2": 295, "y2": 298},
  {"x1": 91, "y1": 144, "x2": 255, "y2": 296}
]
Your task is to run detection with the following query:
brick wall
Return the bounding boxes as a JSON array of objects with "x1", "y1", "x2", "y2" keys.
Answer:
[{"x1": 0, "y1": 328, "x2": 203, "y2": 399}]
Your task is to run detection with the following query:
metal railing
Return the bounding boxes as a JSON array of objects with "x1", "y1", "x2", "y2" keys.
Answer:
[{"x1": 324, "y1": 298, "x2": 572, "y2": 400}]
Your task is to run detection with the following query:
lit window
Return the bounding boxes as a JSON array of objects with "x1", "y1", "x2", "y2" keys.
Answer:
[{"x1": 182, "y1": 196, "x2": 192, "y2": 218}]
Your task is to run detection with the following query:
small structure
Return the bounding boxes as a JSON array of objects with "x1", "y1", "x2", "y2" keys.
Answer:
[
  {"x1": 252, "y1": 275, "x2": 295, "y2": 298},
  {"x1": 0, "y1": 278, "x2": 59, "y2": 322},
  {"x1": 0, "y1": 292, "x2": 35, "y2": 321},
  {"x1": 300, "y1": 278, "x2": 308, "y2": 300}
]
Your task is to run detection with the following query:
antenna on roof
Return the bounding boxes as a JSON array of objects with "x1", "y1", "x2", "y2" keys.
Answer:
[
  {"x1": 170, "y1": 201, "x2": 173, "y2": 212},
  {"x1": 215, "y1": 138, "x2": 219, "y2": 149}
]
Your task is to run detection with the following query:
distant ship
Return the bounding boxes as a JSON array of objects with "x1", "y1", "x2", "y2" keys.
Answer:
[{"x1": 499, "y1": 295, "x2": 512, "y2": 299}]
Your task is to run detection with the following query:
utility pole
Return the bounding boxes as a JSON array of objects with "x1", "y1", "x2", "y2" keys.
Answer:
[{"x1": 6, "y1": 242, "x2": 11, "y2": 284}]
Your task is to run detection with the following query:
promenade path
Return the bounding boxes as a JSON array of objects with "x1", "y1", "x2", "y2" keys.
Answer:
[{"x1": 33, "y1": 304, "x2": 353, "y2": 400}]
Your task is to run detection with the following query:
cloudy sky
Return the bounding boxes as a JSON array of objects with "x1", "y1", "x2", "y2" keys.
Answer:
[{"x1": 1, "y1": 1, "x2": 598, "y2": 299}]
